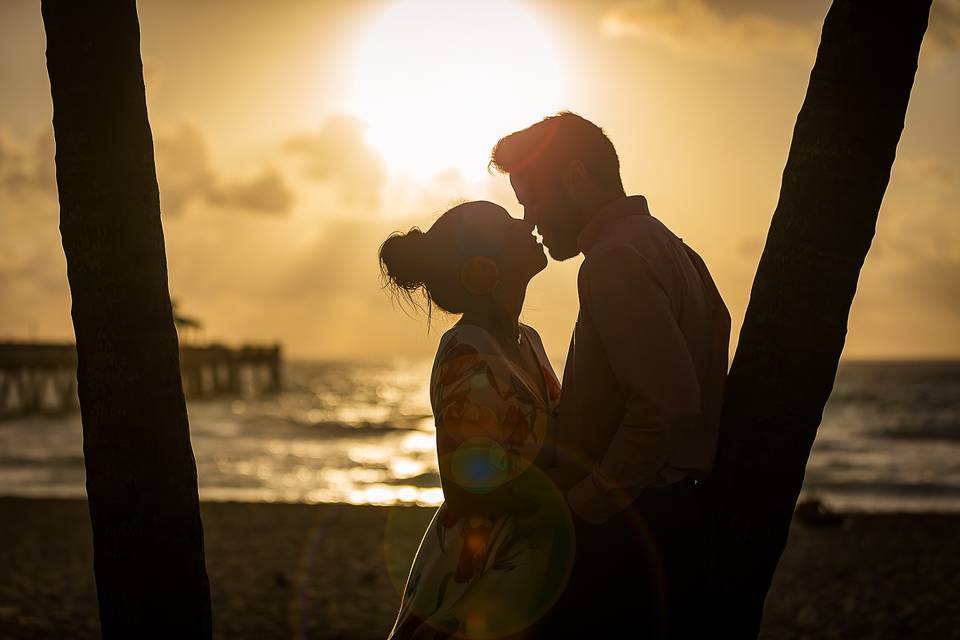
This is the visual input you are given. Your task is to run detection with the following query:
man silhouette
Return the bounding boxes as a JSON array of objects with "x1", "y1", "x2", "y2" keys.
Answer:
[{"x1": 491, "y1": 112, "x2": 730, "y2": 637}]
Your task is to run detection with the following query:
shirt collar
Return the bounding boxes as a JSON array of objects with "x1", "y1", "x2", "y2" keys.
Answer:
[{"x1": 577, "y1": 195, "x2": 651, "y2": 254}]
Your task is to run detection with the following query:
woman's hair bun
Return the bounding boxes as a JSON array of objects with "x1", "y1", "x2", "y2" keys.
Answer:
[{"x1": 379, "y1": 227, "x2": 432, "y2": 292}]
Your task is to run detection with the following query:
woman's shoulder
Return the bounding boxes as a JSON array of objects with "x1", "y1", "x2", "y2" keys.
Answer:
[
  {"x1": 518, "y1": 322, "x2": 544, "y2": 345},
  {"x1": 433, "y1": 325, "x2": 494, "y2": 375},
  {"x1": 519, "y1": 323, "x2": 551, "y2": 360},
  {"x1": 436, "y1": 323, "x2": 501, "y2": 358},
  {"x1": 431, "y1": 324, "x2": 513, "y2": 393},
  {"x1": 519, "y1": 323, "x2": 561, "y2": 402}
]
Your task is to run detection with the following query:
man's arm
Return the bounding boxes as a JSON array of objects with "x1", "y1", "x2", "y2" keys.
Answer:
[{"x1": 565, "y1": 246, "x2": 702, "y2": 524}]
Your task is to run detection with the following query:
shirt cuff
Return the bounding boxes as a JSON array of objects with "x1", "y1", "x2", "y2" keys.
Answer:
[{"x1": 564, "y1": 472, "x2": 619, "y2": 525}]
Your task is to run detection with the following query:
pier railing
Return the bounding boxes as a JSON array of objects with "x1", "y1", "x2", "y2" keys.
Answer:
[{"x1": 0, "y1": 341, "x2": 282, "y2": 418}]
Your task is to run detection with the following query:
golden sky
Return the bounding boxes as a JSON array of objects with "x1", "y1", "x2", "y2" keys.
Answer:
[{"x1": 1, "y1": 0, "x2": 958, "y2": 363}]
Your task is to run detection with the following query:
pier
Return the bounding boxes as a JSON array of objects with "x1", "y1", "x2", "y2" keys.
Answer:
[{"x1": 0, "y1": 341, "x2": 282, "y2": 418}]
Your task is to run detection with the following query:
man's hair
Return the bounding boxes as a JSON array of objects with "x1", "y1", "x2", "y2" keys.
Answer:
[{"x1": 489, "y1": 111, "x2": 623, "y2": 192}]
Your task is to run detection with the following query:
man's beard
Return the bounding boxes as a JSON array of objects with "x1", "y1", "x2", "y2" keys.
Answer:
[{"x1": 546, "y1": 201, "x2": 586, "y2": 261}]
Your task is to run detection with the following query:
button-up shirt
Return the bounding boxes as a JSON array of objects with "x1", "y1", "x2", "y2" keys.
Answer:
[{"x1": 556, "y1": 195, "x2": 731, "y2": 524}]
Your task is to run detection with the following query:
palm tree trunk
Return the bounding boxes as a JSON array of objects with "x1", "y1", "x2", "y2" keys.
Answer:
[
  {"x1": 42, "y1": 1, "x2": 212, "y2": 637},
  {"x1": 701, "y1": 0, "x2": 932, "y2": 635}
]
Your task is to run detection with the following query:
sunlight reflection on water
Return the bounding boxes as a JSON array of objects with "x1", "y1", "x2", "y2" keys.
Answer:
[{"x1": 1, "y1": 360, "x2": 959, "y2": 512}]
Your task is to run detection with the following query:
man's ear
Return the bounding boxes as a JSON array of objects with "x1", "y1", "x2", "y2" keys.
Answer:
[{"x1": 562, "y1": 160, "x2": 592, "y2": 199}]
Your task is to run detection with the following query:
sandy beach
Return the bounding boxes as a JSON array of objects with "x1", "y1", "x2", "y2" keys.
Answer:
[{"x1": 0, "y1": 497, "x2": 957, "y2": 639}]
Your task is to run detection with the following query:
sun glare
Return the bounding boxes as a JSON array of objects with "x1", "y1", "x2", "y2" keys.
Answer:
[{"x1": 346, "y1": 0, "x2": 567, "y2": 182}]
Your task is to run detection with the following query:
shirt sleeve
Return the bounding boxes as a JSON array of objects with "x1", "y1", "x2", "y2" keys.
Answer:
[{"x1": 565, "y1": 246, "x2": 702, "y2": 524}]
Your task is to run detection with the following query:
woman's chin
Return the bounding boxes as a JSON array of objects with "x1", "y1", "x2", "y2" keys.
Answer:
[
  {"x1": 533, "y1": 253, "x2": 549, "y2": 275},
  {"x1": 533, "y1": 242, "x2": 548, "y2": 261}
]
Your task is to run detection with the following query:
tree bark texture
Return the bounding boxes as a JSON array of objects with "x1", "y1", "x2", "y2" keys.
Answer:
[
  {"x1": 42, "y1": 1, "x2": 212, "y2": 637},
  {"x1": 702, "y1": 0, "x2": 932, "y2": 635}
]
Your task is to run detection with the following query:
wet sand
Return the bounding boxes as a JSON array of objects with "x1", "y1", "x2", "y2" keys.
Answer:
[{"x1": 0, "y1": 498, "x2": 957, "y2": 639}]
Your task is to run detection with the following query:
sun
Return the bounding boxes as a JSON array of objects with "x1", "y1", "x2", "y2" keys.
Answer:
[{"x1": 346, "y1": 0, "x2": 567, "y2": 182}]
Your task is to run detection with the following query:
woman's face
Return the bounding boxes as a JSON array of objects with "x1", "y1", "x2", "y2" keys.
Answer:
[{"x1": 448, "y1": 201, "x2": 547, "y2": 295}]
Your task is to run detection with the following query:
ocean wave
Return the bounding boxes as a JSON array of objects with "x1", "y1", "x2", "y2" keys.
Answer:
[
  {"x1": 870, "y1": 424, "x2": 960, "y2": 441},
  {"x1": 383, "y1": 472, "x2": 440, "y2": 488},
  {"x1": 827, "y1": 391, "x2": 883, "y2": 405},
  {"x1": 197, "y1": 413, "x2": 429, "y2": 440},
  {"x1": 1, "y1": 360, "x2": 958, "y2": 512},
  {"x1": 0, "y1": 455, "x2": 85, "y2": 468},
  {"x1": 805, "y1": 481, "x2": 960, "y2": 496}
]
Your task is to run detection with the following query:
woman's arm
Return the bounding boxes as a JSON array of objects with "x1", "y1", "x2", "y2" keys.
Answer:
[
  {"x1": 432, "y1": 332, "x2": 543, "y2": 522},
  {"x1": 437, "y1": 463, "x2": 539, "y2": 522}
]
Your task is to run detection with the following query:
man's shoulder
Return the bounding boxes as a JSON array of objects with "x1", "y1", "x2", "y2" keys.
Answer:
[
  {"x1": 582, "y1": 215, "x2": 676, "y2": 273},
  {"x1": 589, "y1": 213, "x2": 675, "y2": 257},
  {"x1": 577, "y1": 243, "x2": 663, "y2": 302}
]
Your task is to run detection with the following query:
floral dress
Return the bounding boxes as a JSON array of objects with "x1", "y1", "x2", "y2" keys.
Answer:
[{"x1": 389, "y1": 324, "x2": 574, "y2": 640}]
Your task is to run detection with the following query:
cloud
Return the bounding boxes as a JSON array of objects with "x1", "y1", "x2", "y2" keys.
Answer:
[
  {"x1": 901, "y1": 154, "x2": 959, "y2": 190},
  {"x1": 153, "y1": 122, "x2": 214, "y2": 215},
  {"x1": 0, "y1": 127, "x2": 70, "y2": 340},
  {"x1": 207, "y1": 168, "x2": 293, "y2": 215},
  {"x1": 882, "y1": 158, "x2": 960, "y2": 299},
  {"x1": 284, "y1": 115, "x2": 385, "y2": 212},
  {"x1": 603, "y1": 0, "x2": 960, "y2": 60},
  {"x1": 850, "y1": 155, "x2": 960, "y2": 354},
  {"x1": 0, "y1": 123, "x2": 295, "y2": 218},
  {"x1": 154, "y1": 122, "x2": 294, "y2": 216},
  {"x1": 0, "y1": 127, "x2": 55, "y2": 199},
  {"x1": 736, "y1": 234, "x2": 763, "y2": 260},
  {"x1": 601, "y1": 0, "x2": 820, "y2": 59},
  {"x1": 928, "y1": 0, "x2": 960, "y2": 51}
]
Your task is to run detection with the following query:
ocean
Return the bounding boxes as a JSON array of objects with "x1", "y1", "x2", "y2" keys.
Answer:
[{"x1": 1, "y1": 359, "x2": 958, "y2": 512}]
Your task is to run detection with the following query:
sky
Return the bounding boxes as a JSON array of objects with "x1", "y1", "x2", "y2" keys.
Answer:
[{"x1": 1, "y1": 0, "x2": 958, "y2": 364}]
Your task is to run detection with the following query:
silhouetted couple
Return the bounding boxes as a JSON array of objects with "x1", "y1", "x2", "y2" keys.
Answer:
[{"x1": 382, "y1": 112, "x2": 730, "y2": 639}]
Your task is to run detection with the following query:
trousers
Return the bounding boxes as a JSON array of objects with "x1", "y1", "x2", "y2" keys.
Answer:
[{"x1": 530, "y1": 478, "x2": 707, "y2": 639}]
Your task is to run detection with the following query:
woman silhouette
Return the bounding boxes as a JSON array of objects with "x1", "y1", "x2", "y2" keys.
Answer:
[{"x1": 380, "y1": 201, "x2": 574, "y2": 639}]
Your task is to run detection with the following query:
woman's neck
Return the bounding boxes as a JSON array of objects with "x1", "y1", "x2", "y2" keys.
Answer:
[{"x1": 460, "y1": 285, "x2": 526, "y2": 348}]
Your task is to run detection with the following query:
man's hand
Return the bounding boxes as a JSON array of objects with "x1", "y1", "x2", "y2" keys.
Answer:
[{"x1": 564, "y1": 472, "x2": 622, "y2": 525}]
